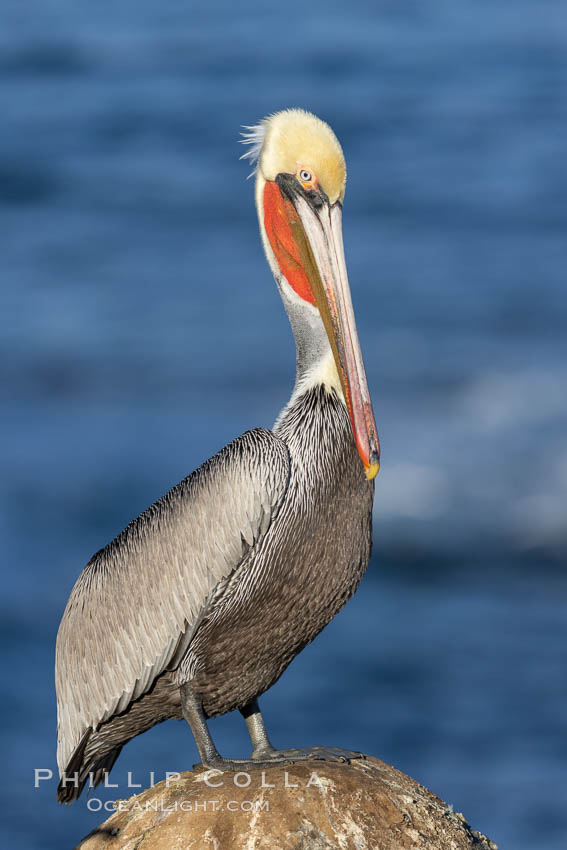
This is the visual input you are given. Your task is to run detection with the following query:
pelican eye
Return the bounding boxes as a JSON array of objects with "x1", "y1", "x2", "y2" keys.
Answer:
[{"x1": 296, "y1": 167, "x2": 319, "y2": 195}]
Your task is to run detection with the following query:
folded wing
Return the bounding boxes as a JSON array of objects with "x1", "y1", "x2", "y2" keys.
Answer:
[{"x1": 55, "y1": 428, "x2": 290, "y2": 776}]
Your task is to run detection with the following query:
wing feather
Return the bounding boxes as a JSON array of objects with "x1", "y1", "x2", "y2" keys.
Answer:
[{"x1": 56, "y1": 428, "x2": 289, "y2": 775}]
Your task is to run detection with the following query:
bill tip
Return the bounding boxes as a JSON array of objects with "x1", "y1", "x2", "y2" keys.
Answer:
[{"x1": 365, "y1": 461, "x2": 379, "y2": 480}]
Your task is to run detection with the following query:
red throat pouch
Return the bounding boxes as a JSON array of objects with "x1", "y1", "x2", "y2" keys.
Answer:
[{"x1": 263, "y1": 181, "x2": 316, "y2": 306}]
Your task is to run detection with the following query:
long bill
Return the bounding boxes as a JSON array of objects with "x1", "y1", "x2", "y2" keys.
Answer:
[{"x1": 276, "y1": 176, "x2": 380, "y2": 480}]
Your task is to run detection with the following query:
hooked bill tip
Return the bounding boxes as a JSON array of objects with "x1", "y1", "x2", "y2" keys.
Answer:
[
  {"x1": 365, "y1": 461, "x2": 380, "y2": 481},
  {"x1": 364, "y1": 447, "x2": 380, "y2": 480}
]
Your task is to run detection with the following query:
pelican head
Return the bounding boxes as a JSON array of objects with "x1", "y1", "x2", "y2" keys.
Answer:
[{"x1": 242, "y1": 108, "x2": 379, "y2": 480}]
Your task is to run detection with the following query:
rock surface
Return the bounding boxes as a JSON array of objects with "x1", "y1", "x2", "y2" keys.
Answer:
[{"x1": 77, "y1": 756, "x2": 497, "y2": 850}]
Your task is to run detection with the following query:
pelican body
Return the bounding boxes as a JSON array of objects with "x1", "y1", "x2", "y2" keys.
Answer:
[{"x1": 56, "y1": 109, "x2": 380, "y2": 803}]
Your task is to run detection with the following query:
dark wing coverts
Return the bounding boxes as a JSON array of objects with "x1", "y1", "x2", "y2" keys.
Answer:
[{"x1": 55, "y1": 428, "x2": 289, "y2": 776}]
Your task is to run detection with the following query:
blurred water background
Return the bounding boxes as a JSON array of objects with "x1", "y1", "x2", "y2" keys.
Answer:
[{"x1": 1, "y1": 1, "x2": 566, "y2": 847}]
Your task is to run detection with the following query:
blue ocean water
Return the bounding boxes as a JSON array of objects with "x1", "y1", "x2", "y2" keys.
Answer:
[{"x1": 1, "y1": 1, "x2": 566, "y2": 847}]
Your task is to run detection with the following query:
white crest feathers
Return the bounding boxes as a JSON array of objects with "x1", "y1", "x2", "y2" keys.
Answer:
[{"x1": 239, "y1": 121, "x2": 267, "y2": 177}]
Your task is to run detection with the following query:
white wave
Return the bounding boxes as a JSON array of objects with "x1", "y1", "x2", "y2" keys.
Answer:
[
  {"x1": 461, "y1": 369, "x2": 567, "y2": 429},
  {"x1": 374, "y1": 462, "x2": 449, "y2": 520}
]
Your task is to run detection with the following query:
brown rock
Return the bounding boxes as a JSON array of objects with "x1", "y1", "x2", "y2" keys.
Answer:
[{"x1": 76, "y1": 756, "x2": 497, "y2": 850}]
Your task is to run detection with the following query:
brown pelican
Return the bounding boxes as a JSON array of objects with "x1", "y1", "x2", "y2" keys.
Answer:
[{"x1": 56, "y1": 108, "x2": 380, "y2": 803}]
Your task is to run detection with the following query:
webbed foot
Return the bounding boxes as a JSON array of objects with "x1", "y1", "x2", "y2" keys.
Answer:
[{"x1": 195, "y1": 746, "x2": 365, "y2": 772}]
